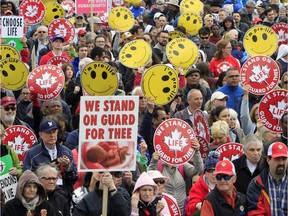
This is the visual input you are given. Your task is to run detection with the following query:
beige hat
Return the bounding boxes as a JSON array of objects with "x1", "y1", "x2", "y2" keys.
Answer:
[
  {"x1": 211, "y1": 92, "x2": 229, "y2": 102},
  {"x1": 166, "y1": 0, "x2": 179, "y2": 7},
  {"x1": 147, "y1": 170, "x2": 169, "y2": 183},
  {"x1": 121, "y1": 32, "x2": 133, "y2": 42}
]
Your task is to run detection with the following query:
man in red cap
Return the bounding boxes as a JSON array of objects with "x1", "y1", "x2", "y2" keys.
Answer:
[
  {"x1": 201, "y1": 160, "x2": 246, "y2": 215},
  {"x1": 0, "y1": 96, "x2": 31, "y2": 129},
  {"x1": 247, "y1": 142, "x2": 288, "y2": 216}
]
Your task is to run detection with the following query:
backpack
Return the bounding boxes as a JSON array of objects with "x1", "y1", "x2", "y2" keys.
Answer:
[{"x1": 157, "y1": 160, "x2": 185, "y2": 179}]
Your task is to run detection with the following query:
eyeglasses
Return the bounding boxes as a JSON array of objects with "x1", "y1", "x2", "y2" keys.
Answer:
[
  {"x1": 154, "y1": 179, "x2": 165, "y2": 184},
  {"x1": 38, "y1": 31, "x2": 47, "y2": 34},
  {"x1": 227, "y1": 75, "x2": 239, "y2": 78},
  {"x1": 76, "y1": 17, "x2": 83, "y2": 20},
  {"x1": 216, "y1": 174, "x2": 233, "y2": 181},
  {"x1": 41, "y1": 177, "x2": 58, "y2": 182},
  {"x1": 200, "y1": 36, "x2": 209, "y2": 40},
  {"x1": 4, "y1": 106, "x2": 16, "y2": 111},
  {"x1": 79, "y1": 34, "x2": 86, "y2": 37},
  {"x1": 206, "y1": 169, "x2": 215, "y2": 173},
  {"x1": 161, "y1": 117, "x2": 169, "y2": 121}
]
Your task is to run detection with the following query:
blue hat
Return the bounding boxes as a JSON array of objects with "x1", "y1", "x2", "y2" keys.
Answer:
[
  {"x1": 204, "y1": 151, "x2": 220, "y2": 171},
  {"x1": 51, "y1": 35, "x2": 64, "y2": 42},
  {"x1": 39, "y1": 120, "x2": 58, "y2": 132}
]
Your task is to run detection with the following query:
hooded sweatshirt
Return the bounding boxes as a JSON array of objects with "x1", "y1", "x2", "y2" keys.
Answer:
[
  {"x1": 131, "y1": 172, "x2": 170, "y2": 216},
  {"x1": 2, "y1": 170, "x2": 55, "y2": 216}
]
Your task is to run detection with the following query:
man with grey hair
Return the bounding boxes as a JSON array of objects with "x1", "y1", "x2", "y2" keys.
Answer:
[
  {"x1": 238, "y1": 0, "x2": 256, "y2": 27},
  {"x1": 232, "y1": 134, "x2": 263, "y2": 194}
]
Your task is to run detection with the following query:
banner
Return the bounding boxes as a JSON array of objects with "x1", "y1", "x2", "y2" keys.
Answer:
[
  {"x1": 78, "y1": 96, "x2": 139, "y2": 172},
  {"x1": 0, "y1": 173, "x2": 17, "y2": 202}
]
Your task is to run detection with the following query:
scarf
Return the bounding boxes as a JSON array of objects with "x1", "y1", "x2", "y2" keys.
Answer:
[{"x1": 21, "y1": 194, "x2": 40, "y2": 211}]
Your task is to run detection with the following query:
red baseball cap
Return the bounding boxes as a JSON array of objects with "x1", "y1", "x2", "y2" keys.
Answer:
[
  {"x1": 214, "y1": 160, "x2": 235, "y2": 175},
  {"x1": 0, "y1": 96, "x2": 16, "y2": 107},
  {"x1": 267, "y1": 142, "x2": 288, "y2": 158},
  {"x1": 78, "y1": 29, "x2": 87, "y2": 35}
]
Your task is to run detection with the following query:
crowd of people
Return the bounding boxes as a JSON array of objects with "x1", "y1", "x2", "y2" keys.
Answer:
[{"x1": 0, "y1": 0, "x2": 288, "y2": 215}]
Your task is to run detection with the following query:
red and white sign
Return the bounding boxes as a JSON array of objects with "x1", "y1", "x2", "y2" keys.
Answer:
[
  {"x1": 154, "y1": 119, "x2": 196, "y2": 165},
  {"x1": 196, "y1": 136, "x2": 209, "y2": 160},
  {"x1": 240, "y1": 55, "x2": 280, "y2": 95},
  {"x1": 259, "y1": 90, "x2": 288, "y2": 133},
  {"x1": 272, "y1": 22, "x2": 288, "y2": 46},
  {"x1": 75, "y1": 0, "x2": 109, "y2": 14},
  {"x1": 19, "y1": 0, "x2": 45, "y2": 25},
  {"x1": 48, "y1": 18, "x2": 75, "y2": 45},
  {"x1": 162, "y1": 193, "x2": 181, "y2": 216},
  {"x1": 78, "y1": 96, "x2": 139, "y2": 172},
  {"x1": 215, "y1": 143, "x2": 244, "y2": 161},
  {"x1": 47, "y1": 56, "x2": 71, "y2": 67},
  {"x1": 61, "y1": 0, "x2": 75, "y2": 17},
  {"x1": 194, "y1": 109, "x2": 210, "y2": 142},
  {"x1": 3, "y1": 125, "x2": 37, "y2": 165},
  {"x1": 27, "y1": 64, "x2": 65, "y2": 101}
]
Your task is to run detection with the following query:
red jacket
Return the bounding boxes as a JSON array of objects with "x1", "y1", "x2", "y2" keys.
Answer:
[
  {"x1": 247, "y1": 168, "x2": 271, "y2": 216},
  {"x1": 186, "y1": 174, "x2": 212, "y2": 215},
  {"x1": 39, "y1": 51, "x2": 71, "y2": 66},
  {"x1": 209, "y1": 55, "x2": 240, "y2": 78}
]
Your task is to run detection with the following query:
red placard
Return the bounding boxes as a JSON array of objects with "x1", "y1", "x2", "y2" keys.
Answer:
[
  {"x1": 27, "y1": 64, "x2": 65, "y2": 101},
  {"x1": 240, "y1": 55, "x2": 280, "y2": 95},
  {"x1": 271, "y1": 22, "x2": 288, "y2": 46},
  {"x1": 61, "y1": 0, "x2": 75, "y2": 17},
  {"x1": 153, "y1": 119, "x2": 196, "y2": 165},
  {"x1": 47, "y1": 56, "x2": 71, "y2": 67},
  {"x1": 194, "y1": 109, "x2": 210, "y2": 142},
  {"x1": 48, "y1": 18, "x2": 75, "y2": 45},
  {"x1": 196, "y1": 136, "x2": 209, "y2": 160},
  {"x1": 3, "y1": 126, "x2": 37, "y2": 165},
  {"x1": 162, "y1": 193, "x2": 181, "y2": 216},
  {"x1": 259, "y1": 90, "x2": 288, "y2": 133},
  {"x1": 19, "y1": 0, "x2": 45, "y2": 25},
  {"x1": 215, "y1": 143, "x2": 244, "y2": 161}
]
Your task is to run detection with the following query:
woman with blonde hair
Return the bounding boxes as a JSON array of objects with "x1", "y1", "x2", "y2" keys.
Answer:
[{"x1": 209, "y1": 39, "x2": 241, "y2": 78}]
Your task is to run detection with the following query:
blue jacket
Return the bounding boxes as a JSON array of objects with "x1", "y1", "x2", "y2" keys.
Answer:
[
  {"x1": 216, "y1": 84, "x2": 244, "y2": 114},
  {"x1": 23, "y1": 142, "x2": 78, "y2": 198}
]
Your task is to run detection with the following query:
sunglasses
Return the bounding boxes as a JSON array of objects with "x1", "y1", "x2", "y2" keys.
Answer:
[
  {"x1": 76, "y1": 16, "x2": 83, "y2": 20},
  {"x1": 200, "y1": 36, "x2": 209, "y2": 40},
  {"x1": 79, "y1": 34, "x2": 86, "y2": 37},
  {"x1": 216, "y1": 174, "x2": 233, "y2": 181},
  {"x1": 161, "y1": 117, "x2": 169, "y2": 121},
  {"x1": 154, "y1": 179, "x2": 165, "y2": 184},
  {"x1": 4, "y1": 106, "x2": 16, "y2": 111},
  {"x1": 206, "y1": 169, "x2": 215, "y2": 173},
  {"x1": 38, "y1": 31, "x2": 47, "y2": 34},
  {"x1": 139, "y1": 96, "x2": 145, "y2": 100},
  {"x1": 218, "y1": 98, "x2": 227, "y2": 101},
  {"x1": 284, "y1": 81, "x2": 288, "y2": 84}
]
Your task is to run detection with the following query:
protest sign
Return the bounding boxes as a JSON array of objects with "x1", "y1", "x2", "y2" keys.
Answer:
[
  {"x1": 196, "y1": 136, "x2": 209, "y2": 160},
  {"x1": 194, "y1": 109, "x2": 210, "y2": 143},
  {"x1": 0, "y1": 45, "x2": 20, "y2": 60},
  {"x1": 271, "y1": 22, "x2": 288, "y2": 46},
  {"x1": 180, "y1": 0, "x2": 203, "y2": 14},
  {"x1": 108, "y1": 7, "x2": 134, "y2": 32},
  {"x1": 240, "y1": 55, "x2": 280, "y2": 95},
  {"x1": 61, "y1": 0, "x2": 75, "y2": 17},
  {"x1": 154, "y1": 119, "x2": 197, "y2": 165},
  {"x1": 215, "y1": 143, "x2": 244, "y2": 161},
  {"x1": 47, "y1": 56, "x2": 71, "y2": 67},
  {"x1": 42, "y1": 2, "x2": 65, "y2": 26},
  {"x1": 27, "y1": 64, "x2": 65, "y2": 100},
  {"x1": 243, "y1": 25, "x2": 278, "y2": 57},
  {"x1": 141, "y1": 64, "x2": 178, "y2": 105},
  {"x1": 75, "y1": 0, "x2": 108, "y2": 14},
  {"x1": 178, "y1": 11, "x2": 202, "y2": 36},
  {"x1": 19, "y1": 0, "x2": 45, "y2": 25},
  {"x1": 3, "y1": 126, "x2": 37, "y2": 165},
  {"x1": 0, "y1": 173, "x2": 17, "y2": 202},
  {"x1": 78, "y1": 96, "x2": 139, "y2": 172},
  {"x1": 162, "y1": 193, "x2": 181, "y2": 216},
  {"x1": 166, "y1": 38, "x2": 198, "y2": 68},
  {"x1": 119, "y1": 39, "x2": 152, "y2": 69},
  {"x1": 48, "y1": 18, "x2": 75, "y2": 45},
  {"x1": 0, "y1": 57, "x2": 29, "y2": 90},
  {"x1": 258, "y1": 90, "x2": 288, "y2": 133},
  {"x1": 81, "y1": 62, "x2": 118, "y2": 96},
  {"x1": 168, "y1": 31, "x2": 187, "y2": 40}
]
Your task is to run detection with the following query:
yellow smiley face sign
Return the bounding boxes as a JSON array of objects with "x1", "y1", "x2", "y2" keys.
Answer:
[
  {"x1": 0, "y1": 45, "x2": 20, "y2": 60},
  {"x1": 180, "y1": 0, "x2": 204, "y2": 14},
  {"x1": 243, "y1": 25, "x2": 278, "y2": 56},
  {"x1": 0, "y1": 58, "x2": 29, "y2": 90},
  {"x1": 42, "y1": 2, "x2": 65, "y2": 26},
  {"x1": 178, "y1": 11, "x2": 203, "y2": 36},
  {"x1": 142, "y1": 64, "x2": 179, "y2": 105},
  {"x1": 166, "y1": 38, "x2": 198, "y2": 68},
  {"x1": 81, "y1": 62, "x2": 118, "y2": 96},
  {"x1": 108, "y1": 7, "x2": 134, "y2": 32},
  {"x1": 124, "y1": 0, "x2": 142, "y2": 4},
  {"x1": 169, "y1": 31, "x2": 187, "y2": 40},
  {"x1": 119, "y1": 39, "x2": 152, "y2": 69}
]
